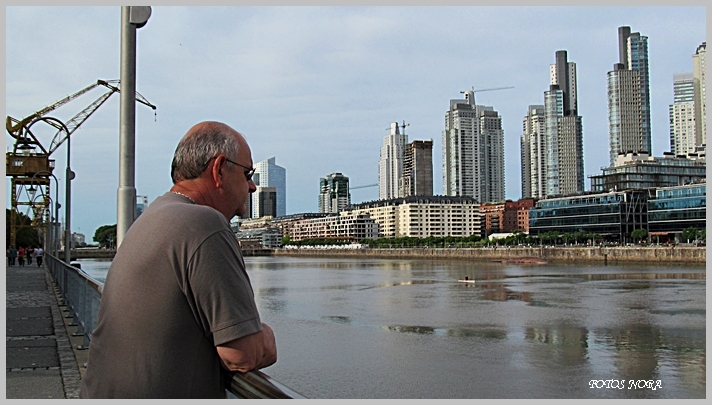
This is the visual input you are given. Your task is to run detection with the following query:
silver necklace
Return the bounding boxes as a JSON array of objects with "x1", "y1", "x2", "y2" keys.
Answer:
[{"x1": 171, "y1": 191, "x2": 195, "y2": 204}]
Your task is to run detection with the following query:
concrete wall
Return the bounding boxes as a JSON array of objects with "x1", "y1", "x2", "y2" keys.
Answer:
[
  {"x1": 274, "y1": 246, "x2": 706, "y2": 264},
  {"x1": 58, "y1": 246, "x2": 707, "y2": 264}
]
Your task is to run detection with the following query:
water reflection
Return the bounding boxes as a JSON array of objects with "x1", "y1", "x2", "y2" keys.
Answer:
[
  {"x1": 525, "y1": 325, "x2": 589, "y2": 367},
  {"x1": 76, "y1": 256, "x2": 705, "y2": 398},
  {"x1": 477, "y1": 282, "x2": 532, "y2": 303},
  {"x1": 322, "y1": 315, "x2": 351, "y2": 324}
]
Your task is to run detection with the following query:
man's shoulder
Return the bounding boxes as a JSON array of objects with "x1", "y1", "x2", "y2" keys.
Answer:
[{"x1": 144, "y1": 193, "x2": 229, "y2": 230}]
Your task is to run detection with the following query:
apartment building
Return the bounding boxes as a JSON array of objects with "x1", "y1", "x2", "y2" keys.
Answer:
[
  {"x1": 347, "y1": 195, "x2": 480, "y2": 238},
  {"x1": 288, "y1": 211, "x2": 378, "y2": 242}
]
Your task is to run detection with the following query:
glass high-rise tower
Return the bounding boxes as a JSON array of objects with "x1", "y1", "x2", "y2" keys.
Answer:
[
  {"x1": 607, "y1": 26, "x2": 651, "y2": 165},
  {"x1": 252, "y1": 157, "x2": 286, "y2": 218},
  {"x1": 319, "y1": 173, "x2": 351, "y2": 213}
]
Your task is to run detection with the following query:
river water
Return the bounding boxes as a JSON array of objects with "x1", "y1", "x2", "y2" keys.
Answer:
[{"x1": 76, "y1": 256, "x2": 706, "y2": 399}]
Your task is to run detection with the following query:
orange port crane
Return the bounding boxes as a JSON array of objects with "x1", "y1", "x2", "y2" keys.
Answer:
[{"x1": 6, "y1": 79, "x2": 156, "y2": 247}]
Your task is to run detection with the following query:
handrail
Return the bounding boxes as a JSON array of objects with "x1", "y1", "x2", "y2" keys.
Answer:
[
  {"x1": 45, "y1": 254, "x2": 304, "y2": 399},
  {"x1": 226, "y1": 370, "x2": 305, "y2": 399}
]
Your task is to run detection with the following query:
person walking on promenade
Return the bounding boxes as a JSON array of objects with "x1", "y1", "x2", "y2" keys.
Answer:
[
  {"x1": 8, "y1": 246, "x2": 17, "y2": 266},
  {"x1": 26, "y1": 246, "x2": 34, "y2": 265},
  {"x1": 80, "y1": 121, "x2": 277, "y2": 398},
  {"x1": 35, "y1": 246, "x2": 44, "y2": 267},
  {"x1": 17, "y1": 246, "x2": 25, "y2": 267}
]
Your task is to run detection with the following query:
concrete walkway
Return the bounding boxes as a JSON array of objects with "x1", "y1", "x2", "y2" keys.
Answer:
[{"x1": 6, "y1": 262, "x2": 83, "y2": 399}]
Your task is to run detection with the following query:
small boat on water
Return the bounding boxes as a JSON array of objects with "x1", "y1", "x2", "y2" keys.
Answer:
[{"x1": 458, "y1": 277, "x2": 475, "y2": 284}]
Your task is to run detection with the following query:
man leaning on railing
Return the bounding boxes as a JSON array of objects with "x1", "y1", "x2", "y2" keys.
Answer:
[{"x1": 80, "y1": 122, "x2": 277, "y2": 398}]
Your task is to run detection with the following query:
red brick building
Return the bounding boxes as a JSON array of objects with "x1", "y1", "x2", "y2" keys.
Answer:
[{"x1": 480, "y1": 198, "x2": 537, "y2": 236}]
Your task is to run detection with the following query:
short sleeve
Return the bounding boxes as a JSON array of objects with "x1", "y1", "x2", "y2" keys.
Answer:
[{"x1": 187, "y1": 230, "x2": 263, "y2": 346}]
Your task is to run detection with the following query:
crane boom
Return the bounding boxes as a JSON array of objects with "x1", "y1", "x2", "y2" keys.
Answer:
[
  {"x1": 5, "y1": 80, "x2": 105, "y2": 139},
  {"x1": 6, "y1": 78, "x2": 156, "y2": 248},
  {"x1": 6, "y1": 79, "x2": 157, "y2": 156},
  {"x1": 351, "y1": 183, "x2": 378, "y2": 190},
  {"x1": 46, "y1": 80, "x2": 156, "y2": 154},
  {"x1": 462, "y1": 86, "x2": 515, "y2": 94}
]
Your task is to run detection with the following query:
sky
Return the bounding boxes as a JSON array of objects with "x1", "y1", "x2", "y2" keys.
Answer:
[{"x1": 3, "y1": 6, "x2": 707, "y2": 239}]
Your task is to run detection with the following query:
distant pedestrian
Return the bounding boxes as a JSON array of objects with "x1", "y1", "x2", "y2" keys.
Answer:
[
  {"x1": 8, "y1": 246, "x2": 17, "y2": 266},
  {"x1": 26, "y1": 246, "x2": 34, "y2": 265},
  {"x1": 35, "y1": 246, "x2": 44, "y2": 267},
  {"x1": 17, "y1": 246, "x2": 25, "y2": 267}
]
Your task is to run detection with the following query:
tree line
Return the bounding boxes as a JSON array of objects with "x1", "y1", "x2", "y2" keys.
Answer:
[{"x1": 281, "y1": 228, "x2": 705, "y2": 248}]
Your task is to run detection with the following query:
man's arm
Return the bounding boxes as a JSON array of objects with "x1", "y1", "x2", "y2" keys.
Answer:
[{"x1": 216, "y1": 323, "x2": 277, "y2": 373}]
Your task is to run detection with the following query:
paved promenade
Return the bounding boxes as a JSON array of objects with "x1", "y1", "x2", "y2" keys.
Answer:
[{"x1": 5, "y1": 262, "x2": 83, "y2": 399}]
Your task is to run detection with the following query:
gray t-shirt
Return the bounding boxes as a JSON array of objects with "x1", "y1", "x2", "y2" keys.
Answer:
[{"x1": 80, "y1": 192, "x2": 262, "y2": 398}]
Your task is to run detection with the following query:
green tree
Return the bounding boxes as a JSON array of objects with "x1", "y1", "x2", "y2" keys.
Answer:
[
  {"x1": 540, "y1": 231, "x2": 558, "y2": 246},
  {"x1": 682, "y1": 227, "x2": 699, "y2": 243},
  {"x1": 630, "y1": 228, "x2": 648, "y2": 244},
  {"x1": 93, "y1": 224, "x2": 117, "y2": 248},
  {"x1": 561, "y1": 232, "x2": 575, "y2": 245},
  {"x1": 6, "y1": 209, "x2": 40, "y2": 248},
  {"x1": 281, "y1": 235, "x2": 292, "y2": 245}
]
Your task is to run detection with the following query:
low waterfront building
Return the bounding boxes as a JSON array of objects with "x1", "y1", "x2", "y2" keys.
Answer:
[
  {"x1": 647, "y1": 181, "x2": 706, "y2": 243},
  {"x1": 235, "y1": 226, "x2": 282, "y2": 248},
  {"x1": 239, "y1": 216, "x2": 274, "y2": 229},
  {"x1": 288, "y1": 211, "x2": 378, "y2": 242},
  {"x1": 589, "y1": 152, "x2": 706, "y2": 193},
  {"x1": 347, "y1": 195, "x2": 481, "y2": 238},
  {"x1": 480, "y1": 198, "x2": 536, "y2": 237},
  {"x1": 529, "y1": 190, "x2": 648, "y2": 243},
  {"x1": 271, "y1": 213, "x2": 329, "y2": 239}
]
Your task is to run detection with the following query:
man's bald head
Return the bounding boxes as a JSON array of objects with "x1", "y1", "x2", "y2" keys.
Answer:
[{"x1": 170, "y1": 121, "x2": 242, "y2": 183}]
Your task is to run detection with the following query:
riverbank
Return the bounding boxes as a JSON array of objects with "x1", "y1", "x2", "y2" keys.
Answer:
[
  {"x1": 274, "y1": 246, "x2": 707, "y2": 265},
  {"x1": 62, "y1": 246, "x2": 707, "y2": 265}
]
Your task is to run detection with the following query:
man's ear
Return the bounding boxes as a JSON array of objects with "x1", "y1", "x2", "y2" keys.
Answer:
[{"x1": 210, "y1": 155, "x2": 225, "y2": 188}]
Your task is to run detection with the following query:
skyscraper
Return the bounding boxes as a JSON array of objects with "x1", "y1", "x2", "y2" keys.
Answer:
[
  {"x1": 669, "y1": 73, "x2": 697, "y2": 155},
  {"x1": 443, "y1": 90, "x2": 504, "y2": 203},
  {"x1": 252, "y1": 157, "x2": 286, "y2": 217},
  {"x1": 607, "y1": 26, "x2": 651, "y2": 165},
  {"x1": 480, "y1": 109, "x2": 505, "y2": 203},
  {"x1": 319, "y1": 172, "x2": 351, "y2": 213},
  {"x1": 522, "y1": 50, "x2": 584, "y2": 198},
  {"x1": 379, "y1": 122, "x2": 408, "y2": 200},
  {"x1": 254, "y1": 187, "x2": 277, "y2": 218},
  {"x1": 547, "y1": 50, "x2": 584, "y2": 196},
  {"x1": 521, "y1": 105, "x2": 546, "y2": 198},
  {"x1": 692, "y1": 42, "x2": 706, "y2": 150},
  {"x1": 400, "y1": 140, "x2": 433, "y2": 197},
  {"x1": 444, "y1": 92, "x2": 478, "y2": 199}
]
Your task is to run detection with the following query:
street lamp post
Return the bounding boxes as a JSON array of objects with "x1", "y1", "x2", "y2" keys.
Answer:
[
  {"x1": 65, "y1": 122, "x2": 74, "y2": 263},
  {"x1": 27, "y1": 192, "x2": 52, "y2": 253},
  {"x1": 25, "y1": 116, "x2": 71, "y2": 262},
  {"x1": 29, "y1": 171, "x2": 60, "y2": 256},
  {"x1": 117, "y1": 6, "x2": 151, "y2": 247}
]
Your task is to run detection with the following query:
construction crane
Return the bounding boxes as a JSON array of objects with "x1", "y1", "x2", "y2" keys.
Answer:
[
  {"x1": 351, "y1": 183, "x2": 378, "y2": 190},
  {"x1": 6, "y1": 79, "x2": 156, "y2": 247},
  {"x1": 461, "y1": 86, "x2": 514, "y2": 106},
  {"x1": 384, "y1": 120, "x2": 410, "y2": 134}
]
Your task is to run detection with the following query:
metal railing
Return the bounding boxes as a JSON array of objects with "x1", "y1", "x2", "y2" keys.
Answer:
[{"x1": 46, "y1": 254, "x2": 305, "y2": 399}]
